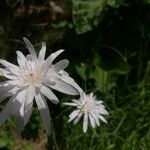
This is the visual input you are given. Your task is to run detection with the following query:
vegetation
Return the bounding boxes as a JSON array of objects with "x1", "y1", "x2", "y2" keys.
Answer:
[{"x1": 0, "y1": 0, "x2": 150, "y2": 149}]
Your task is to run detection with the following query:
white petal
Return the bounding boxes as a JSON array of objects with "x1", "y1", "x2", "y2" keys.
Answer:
[
  {"x1": 63, "y1": 102, "x2": 77, "y2": 106},
  {"x1": 98, "y1": 115, "x2": 107, "y2": 123},
  {"x1": 0, "y1": 68, "x2": 17, "y2": 80},
  {"x1": 90, "y1": 92, "x2": 94, "y2": 98},
  {"x1": 7, "y1": 80, "x2": 21, "y2": 86},
  {"x1": 68, "y1": 110, "x2": 80, "y2": 122},
  {"x1": 83, "y1": 112, "x2": 88, "y2": 133},
  {"x1": 38, "y1": 42, "x2": 46, "y2": 61},
  {"x1": 72, "y1": 99, "x2": 82, "y2": 105},
  {"x1": 44, "y1": 49, "x2": 64, "y2": 71},
  {"x1": 90, "y1": 111, "x2": 100, "y2": 126},
  {"x1": 23, "y1": 86, "x2": 35, "y2": 126},
  {"x1": 94, "y1": 107, "x2": 108, "y2": 115},
  {"x1": 54, "y1": 59, "x2": 69, "y2": 72},
  {"x1": 60, "y1": 75, "x2": 83, "y2": 94},
  {"x1": 16, "y1": 51, "x2": 26, "y2": 67},
  {"x1": 23, "y1": 100, "x2": 33, "y2": 127},
  {"x1": 0, "y1": 95, "x2": 22, "y2": 125},
  {"x1": 0, "y1": 85, "x2": 16, "y2": 103},
  {"x1": 0, "y1": 59, "x2": 18, "y2": 68},
  {"x1": 73, "y1": 111, "x2": 83, "y2": 125},
  {"x1": 50, "y1": 79, "x2": 79, "y2": 95},
  {"x1": 89, "y1": 113, "x2": 96, "y2": 128},
  {"x1": 40, "y1": 85, "x2": 59, "y2": 104},
  {"x1": 0, "y1": 59, "x2": 20, "y2": 75},
  {"x1": 35, "y1": 93, "x2": 51, "y2": 135},
  {"x1": 23, "y1": 37, "x2": 37, "y2": 59},
  {"x1": 59, "y1": 70, "x2": 69, "y2": 76},
  {"x1": 15, "y1": 99, "x2": 25, "y2": 134}
]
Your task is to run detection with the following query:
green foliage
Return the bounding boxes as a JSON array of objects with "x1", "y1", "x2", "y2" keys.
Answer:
[
  {"x1": 72, "y1": 0, "x2": 123, "y2": 34},
  {"x1": 76, "y1": 56, "x2": 117, "y2": 93}
]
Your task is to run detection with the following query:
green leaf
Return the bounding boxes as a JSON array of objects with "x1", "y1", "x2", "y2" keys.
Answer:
[
  {"x1": 72, "y1": 0, "x2": 123, "y2": 34},
  {"x1": 76, "y1": 63, "x2": 87, "y2": 80},
  {"x1": 90, "y1": 60, "x2": 117, "y2": 93}
]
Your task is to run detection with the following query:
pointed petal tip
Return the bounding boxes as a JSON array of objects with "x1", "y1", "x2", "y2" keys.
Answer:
[{"x1": 23, "y1": 37, "x2": 28, "y2": 41}]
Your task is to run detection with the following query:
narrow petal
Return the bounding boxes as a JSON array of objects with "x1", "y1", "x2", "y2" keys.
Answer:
[
  {"x1": 0, "y1": 84, "x2": 17, "y2": 103},
  {"x1": 23, "y1": 86, "x2": 35, "y2": 126},
  {"x1": 0, "y1": 68, "x2": 17, "y2": 80},
  {"x1": 15, "y1": 100, "x2": 25, "y2": 135},
  {"x1": 72, "y1": 99, "x2": 82, "y2": 105},
  {"x1": 40, "y1": 85, "x2": 59, "y2": 104},
  {"x1": 59, "y1": 70, "x2": 69, "y2": 76},
  {"x1": 23, "y1": 100, "x2": 33, "y2": 127},
  {"x1": 35, "y1": 93, "x2": 51, "y2": 135},
  {"x1": 38, "y1": 42, "x2": 46, "y2": 61},
  {"x1": 73, "y1": 111, "x2": 83, "y2": 125},
  {"x1": 83, "y1": 112, "x2": 88, "y2": 133},
  {"x1": 98, "y1": 115, "x2": 107, "y2": 123},
  {"x1": 63, "y1": 102, "x2": 78, "y2": 106},
  {"x1": 94, "y1": 107, "x2": 109, "y2": 115},
  {"x1": 60, "y1": 75, "x2": 83, "y2": 94},
  {"x1": 16, "y1": 51, "x2": 26, "y2": 67},
  {"x1": 0, "y1": 59, "x2": 18, "y2": 69},
  {"x1": 54, "y1": 59, "x2": 69, "y2": 72},
  {"x1": 90, "y1": 112, "x2": 100, "y2": 126},
  {"x1": 0, "y1": 59, "x2": 20, "y2": 75},
  {"x1": 0, "y1": 95, "x2": 22, "y2": 125},
  {"x1": 44, "y1": 49, "x2": 64, "y2": 70},
  {"x1": 50, "y1": 79, "x2": 79, "y2": 95},
  {"x1": 68, "y1": 110, "x2": 80, "y2": 122},
  {"x1": 23, "y1": 37, "x2": 37, "y2": 59},
  {"x1": 89, "y1": 113, "x2": 96, "y2": 128}
]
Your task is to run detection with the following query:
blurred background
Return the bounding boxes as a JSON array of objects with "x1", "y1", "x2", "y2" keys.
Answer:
[{"x1": 0, "y1": 0, "x2": 150, "y2": 149}]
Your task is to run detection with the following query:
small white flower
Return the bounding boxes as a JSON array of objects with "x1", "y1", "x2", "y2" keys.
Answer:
[
  {"x1": 0, "y1": 37, "x2": 83, "y2": 135},
  {"x1": 64, "y1": 92, "x2": 108, "y2": 133}
]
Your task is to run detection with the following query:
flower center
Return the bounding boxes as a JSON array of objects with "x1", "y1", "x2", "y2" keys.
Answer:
[
  {"x1": 21, "y1": 62, "x2": 44, "y2": 87},
  {"x1": 83, "y1": 100, "x2": 94, "y2": 112}
]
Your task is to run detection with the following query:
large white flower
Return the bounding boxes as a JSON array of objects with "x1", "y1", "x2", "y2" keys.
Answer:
[
  {"x1": 64, "y1": 93, "x2": 108, "y2": 133},
  {"x1": 0, "y1": 37, "x2": 83, "y2": 135}
]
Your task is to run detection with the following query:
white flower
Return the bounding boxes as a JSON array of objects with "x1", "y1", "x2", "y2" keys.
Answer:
[
  {"x1": 64, "y1": 92, "x2": 108, "y2": 133},
  {"x1": 0, "y1": 37, "x2": 83, "y2": 135}
]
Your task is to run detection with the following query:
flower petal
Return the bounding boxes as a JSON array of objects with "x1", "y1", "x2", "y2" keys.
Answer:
[
  {"x1": 0, "y1": 84, "x2": 17, "y2": 103},
  {"x1": 0, "y1": 68, "x2": 17, "y2": 80},
  {"x1": 0, "y1": 95, "x2": 22, "y2": 125},
  {"x1": 63, "y1": 102, "x2": 78, "y2": 106},
  {"x1": 23, "y1": 86, "x2": 35, "y2": 126},
  {"x1": 68, "y1": 110, "x2": 80, "y2": 122},
  {"x1": 44, "y1": 49, "x2": 64, "y2": 70},
  {"x1": 15, "y1": 100, "x2": 25, "y2": 135},
  {"x1": 23, "y1": 37, "x2": 37, "y2": 59},
  {"x1": 16, "y1": 51, "x2": 27, "y2": 67},
  {"x1": 40, "y1": 85, "x2": 59, "y2": 104},
  {"x1": 54, "y1": 59, "x2": 69, "y2": 72},
  {"x1": 0, "y1": 59, "x2": 20, "y2": 75},
  {"x1": 60, "y1": 75, "x2": 83, "y2": 94},
  {"x1": 23, "y1": 101, "x2": 33, "y2": 127},
  {"x1": 73, "y1": 111, "x2": 83, "y2": 125},
  {"x1": 98, "y1": 115, "x2": 107, "y2": 123},
  {"x1": 50, "y1": 79, "x2": 79, "y2": 95},
  {"x1": 89, "y1": 113, "x2": 96, "y2": 128},
  {"x1": 38, "y1": 42, "x2": 46, "y2": 61},
  {"x1": 35, "y1": 93, "x2": 51, "y2": 135},
  {"x1": 83, "y1": 112, "x2": 88, "y2": 133}
]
